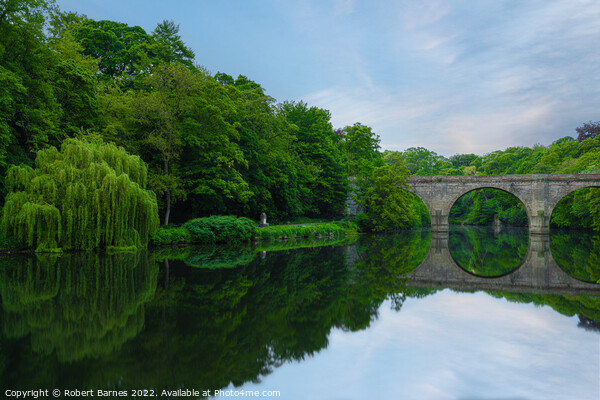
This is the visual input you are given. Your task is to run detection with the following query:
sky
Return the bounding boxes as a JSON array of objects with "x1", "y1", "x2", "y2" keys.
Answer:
[
  {"x1": 54, "y1": 0, "x2": 600, "y2": 156},
  {"x1": 217, "y1": 291, "x2": 600, "y2": 400}
]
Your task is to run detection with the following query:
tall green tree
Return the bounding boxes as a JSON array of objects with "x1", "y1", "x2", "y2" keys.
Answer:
[
  {"x1": 1, "y1": 138, "x2": 158, "y2": 251},
  {"x1": 0, "y1": 0, "x2": 61, "y2": 176},
  {"x1": 279, "y1": 101, "x2": 348, "y2": 217},
  {"x1": 109, "y1": 65, "x2": 252, "y2": 223},
  {"x1": 341, "y1": 123, "x2": 384, "y2": 206},
  {"x1": 70, "y1": 19, "x2": 155, "y2": 85},
  {"x1": 341, "y1": 123, "x2": 383, "y2": 176},
  {"x1": 129, "y1": 63, "x2": 192, "y2": 225},
  {"x1": 0, "y1": 3, "x2": 103, "y2": 202},
  {"x1": 216, "y1": 74, "x2": 302, "y2": 220},
  {"x1": 178, "y1": 71, "x2": 252, "y2": 218},
  {"x1": 361, "y1": 153, "x2": 414, "y2": 231},
  {"x1": 48, "y1": 12, "x2": 100, "y2": 136},
  {"x1": 151, "y1": 20, "x2": 195, "y2": 68}
]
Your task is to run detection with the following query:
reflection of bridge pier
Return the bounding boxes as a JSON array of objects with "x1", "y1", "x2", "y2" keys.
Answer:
[{"x1": 410, "y1": 232, "x2": 600, "y2": 295}]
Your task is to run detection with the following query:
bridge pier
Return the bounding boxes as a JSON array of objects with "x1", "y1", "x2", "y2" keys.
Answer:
[
  {"x1": 430, "y1": 230, "x2": 449, "y2": 251},
  {"x1": 430, "y1": 209, "x2": 449, "y2": 233},
  {"x1": 529, "y1": 212, "x2": 551, "y2": 234}
]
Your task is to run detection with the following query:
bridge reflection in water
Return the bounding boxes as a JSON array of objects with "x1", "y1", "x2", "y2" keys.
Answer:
[{"x1": 409, "y1": 232, "x2": 600, "y2": 295}]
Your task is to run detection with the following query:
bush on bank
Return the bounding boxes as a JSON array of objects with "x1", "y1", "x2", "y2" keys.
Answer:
[
  {"x1": 185, "y1": 216, "x2": 257, "y2": 243},
  {"x1": 151, "y1": 217, "x2": 359, "y2": 246},
  {"x1": 152, "y1": 216, "x2": 257, "y2": 246}
]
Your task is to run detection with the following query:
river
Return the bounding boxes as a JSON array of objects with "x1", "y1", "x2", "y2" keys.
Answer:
[{"x1": 0, "y1": 227, "x2": 599, "y2": 399}]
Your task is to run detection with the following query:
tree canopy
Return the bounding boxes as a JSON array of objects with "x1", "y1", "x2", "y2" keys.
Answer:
[
  {"x1": 0, "y1": 1, "x2": 598, "y2": 244},
  {"x1": 361, "y1": 154, "x2": 414, "y2": 232},
  {"x1": 1, "y1": 138, "x2": 158, "y2": 251}
]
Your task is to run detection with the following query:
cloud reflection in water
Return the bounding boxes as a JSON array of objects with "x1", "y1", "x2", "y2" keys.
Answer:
[{"x1": 223, "y1": 290, "x2": 599, "y2": 400}]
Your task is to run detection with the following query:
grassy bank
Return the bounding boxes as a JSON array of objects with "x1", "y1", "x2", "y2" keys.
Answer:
[
  {"x1": 254, "y1": 221, "x2": 359, "y2": 241},
  {"x1": 151, "y1": 216, "x2": 359, "y2": 246}
]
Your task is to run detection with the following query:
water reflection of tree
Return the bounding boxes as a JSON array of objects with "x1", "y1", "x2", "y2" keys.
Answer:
[
  {"x1": 449, "y1": 226, "x2": 528, "y2": 276},
  {"x1": 491, "y1": 291, "x2": 600, "y2": 333},
  {"x1": 342, "y1": 230, "x2": 430, "y2": 330},
  {"x1": 152, "y1": 244, "x2": 256, "y2": 269},
  {"x1": 0, "y1": 251, "x2": 158, "y2": 388},
  {"x1": 1, "y1": 232, "x2": 432, "y2": 393},
  {"x1": 578, "y1": 315, "x2": 600, "y2": 332},
  {"x1": 108, "y1": 247, "x2": 354, "y2": 393},
  {"x1": 551, "y1": 231, "x2": 600, "y2": 282}
]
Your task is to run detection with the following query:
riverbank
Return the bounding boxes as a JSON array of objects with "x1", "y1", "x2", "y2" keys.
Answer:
[
  {"x1": 151, "y1": 216, "x2": 360, "y2": 247},
  {"x1": 0, "y1": 215, "x2": 359, "y2": 253}
]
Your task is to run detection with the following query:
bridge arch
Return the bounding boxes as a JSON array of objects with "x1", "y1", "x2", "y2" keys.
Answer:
[
  {"x1": 406, "y1": 174, "x2": 600, "y2": 234},
  {"x1": 444, "y1": 186, "x2": 532, "y2": 227},
  {"x1": 547, "y1": 183, "x2": 600, "y2": 212}
]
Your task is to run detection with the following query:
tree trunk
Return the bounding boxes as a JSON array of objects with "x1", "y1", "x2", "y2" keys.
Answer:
[
  {"x1": 163, "y1": 157, "x2": 171, "y2": 226},
  {"x1": 164, "y1": 190, "x2": 171, "y2": 226}
]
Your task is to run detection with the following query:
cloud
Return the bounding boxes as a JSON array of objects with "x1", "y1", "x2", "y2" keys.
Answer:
[
  {"x1": 435, "y1": 102, "x2": 558, "y2": 154},
  {"x1": 312, "y1": 290, "x2": 599, "y2": 400},
  {"x1": 332, "y1": 0, "x2": 354, "y2": 16},
  {"x1": 299, "y1": 0, "x2": 600, "y2": 155},
  {"x1": 398, "y1": 0, "x2": 452, "y2": 30},
  {"x1": 61, "y1": 0, "x2": 600, "y2": 156}
]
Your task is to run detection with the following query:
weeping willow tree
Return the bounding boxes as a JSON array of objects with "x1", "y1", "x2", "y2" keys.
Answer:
[
  {"x1": 1, "y1": 138, "x2": 159, "y2": 251},
  {"x1": 0, "y1": 251, "x2": 158, "y2": 362}
]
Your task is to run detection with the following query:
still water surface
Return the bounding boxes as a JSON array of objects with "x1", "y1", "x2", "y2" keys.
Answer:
[{"x1": 0, "y1": 227, "x2": 599, "y2": 399}]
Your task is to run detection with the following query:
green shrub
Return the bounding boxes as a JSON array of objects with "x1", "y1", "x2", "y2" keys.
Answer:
[
  {"x1": 184, "y1": 224, "x2": 216, "y2": 244},
  {"x1": 185, "y1": 216, "x2": 257, "y2": 244},
  {"x1": 151, "y1": 226, "x2": 192, "y2": 245}
]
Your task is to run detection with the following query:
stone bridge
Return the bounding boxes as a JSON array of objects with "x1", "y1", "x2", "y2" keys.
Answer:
[
  {"x1": 408, "y1": 232, "x2": 600, "y2": 295},
  {"x1": 407, "y1": 174, "x2": 600, "y2": 234}
]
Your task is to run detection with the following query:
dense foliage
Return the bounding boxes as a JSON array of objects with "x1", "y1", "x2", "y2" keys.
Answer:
[
  {"x1": 184, "y1": 216, "x2": 256, "y2": 244},
  {"x1": 0, "y1": 0, "x2": 598, "y2": 245},
  {"x1": 361, "y1": 154, "x2": 414, "y2": 231},
  {"x1": 1, "y1": 139, "x2": 158, "y2": 251},
  {"x1": 0, "y1": 232, "x2": 430, "y2": 391},
  {"x1": 0, "y1": 2, "x2": 368, "y2": 231}
]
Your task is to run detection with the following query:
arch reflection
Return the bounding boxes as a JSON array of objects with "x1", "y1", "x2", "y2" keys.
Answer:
[
  {"x1": 550, "y1": 230, "x2": 600, "y2": 283},
  {"x1": 448, "y1": 226, "x2": 529, "y2": 277}
]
